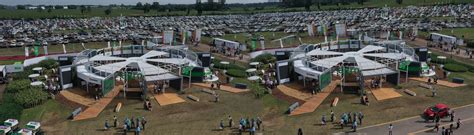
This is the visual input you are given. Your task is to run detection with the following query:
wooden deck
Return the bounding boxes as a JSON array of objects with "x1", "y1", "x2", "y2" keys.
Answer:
[
  {"x1": 73, "y1": 85, "x2": 122, "y2": 121},
  {"x1": 154, "y1": 93, "x2": 186, "y2": 106},
  {"x1": 192, "y1": 83, "x2": 250, "y2": 93},
  {"x1": 276, "y1": 83, "x2": 313, "y2": 101},
  {"x1": 59, "y1": 90, "x2": 96, "y2": 107},
  {"x1": 370, "y1": 88, "x2": 402, "y2": 101},
  {"x1": 289, "y1": 80, "x2": 339, "y2": 116},
  {"x1": 410, "y1": 77, "x2": 467, "y2": 88}
]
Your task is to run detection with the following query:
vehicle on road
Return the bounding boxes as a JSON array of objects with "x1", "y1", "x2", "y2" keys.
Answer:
[{"x1": 424, "y1": 103, "x2": 450, "y2": 120}]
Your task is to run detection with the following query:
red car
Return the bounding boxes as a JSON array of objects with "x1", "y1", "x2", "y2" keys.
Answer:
[{"x1": 424, "y1": 103, "x2": 450, "y2": 119}]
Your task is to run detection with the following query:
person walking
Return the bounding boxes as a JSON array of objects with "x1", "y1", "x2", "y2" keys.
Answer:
[
  {"x1": 113, "y1": 116, "x2": 118, "y2": 127},
  {"x1": 444, "y1": 127, "x2": 450, "y2": 135},
  {"x1": 297, "y1": 128, "x2": 303, "y2": 135},
  {"x1": 450, "y1": 111, "x2": 455, "y2": 122},
  {"x1": 340, "y1": 118, "x2": 344, "y2": 129},
  {"x1": 352, "y1": 120, "x2": 358, "y2": 132},
  {"x1": 123, "y1": 124, "x2": 128, "y2": 134},
  {"x1": 136, "y1": 117, "x2": 140, "y2": 129},
  {"x1": 135, "y1": 126, "x2": 141, "y2": 135},
  {"x1": 456, "y1": 118, "x2": 461, "y2": 129},
  {"x1": 353, "y1": 113, "x2": 357, "y2": 124},
  {"x1": 104, "y1": 120, "x2": 109, "y2": 130},
  {"x1": 348, "y1": 112, "x2": 352, "y2": 123},
  {"x1": 449, "y1": 124, "x2": 454, "y2": 134},
  {"x1": 433, "y1": 122, "x2": 439, "y2": 132},
  {"x1": 321, "y1": 115, "x2": 326, "y2": 125},
  {"x1": 432, "y1": 87, "x2": 437, "y2": 97},
  {"x1": 219, "y1": 119, "x2": 224, "y2": 130},
  {"x1": 388, "y1": 124, "x2": 393, "y2": 135},
  {"x1": 441, "y1": 127, "x2": 446, "y2": 135},
  {"x1": 256, "y1": 117, "x2": 262, "y2": 130},
  {"x1": 358, "y1": 112, "x2": 364, "y2": 125},
  {"x1": 330, "y1": 110, "x2": 335, "y2": 122},
  {"x1": 131, "y1": 117, "x2": 135, "y2": 129},
  {"x1": 141, "y1": 117, "x2": 147, "y2": 130},
  {"x1": 228, "y1": 115, "x2": 233, "y2": 128}
]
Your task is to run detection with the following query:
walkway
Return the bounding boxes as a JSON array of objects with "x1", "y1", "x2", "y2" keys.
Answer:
[
  {"x1": 276, "y1": 83, "x2": 313, "y2": 101},
  {"x1": 342, "y1": 104, "x2": 474, "y2": 135},
  {"x1": 289, "y1": 80, "x2": 339, "y2": 116},
  {"x1": 370, "y1": 88, "x2": 402, "y2": 101},
  {"x1": 410, "y1": 77, "x2": 467, "y2": 88},
  {"x1": 192, "y1": 83, "x2": 250, "y2": 93},
  {"x1": 73, "y1": 85, "x2": 122, "y2": 121},
  {"x1": 154, "y1": 93, "x2": 186, "y2": 106}
]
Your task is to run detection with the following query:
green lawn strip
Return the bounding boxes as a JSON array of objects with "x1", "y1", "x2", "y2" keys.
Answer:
[{"x1": 19, "y1": 100, "x2": 70, "y2": 124}]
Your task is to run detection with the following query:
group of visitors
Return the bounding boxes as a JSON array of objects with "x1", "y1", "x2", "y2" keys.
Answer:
[
  {"x1": 104, "y1": 115, "x2": 147, "y2": 135},
  {"x1": 360, "y1": 94, "x2": 370, "y2": 106},
  {"x1": 432, "y1": 110, "x2": 463, "y2": 135},
  {"x1": 320, "y1": 110, "x2": 365, "y2": 132},
  {"x1": 153, "y1": 81, "x2": 166, "y2": 94},
  {"x1": 218, "y1": 115, "x2": 263, "y2": 135},
  {"x1": 369, "y1": 78, "x2": 381, "y2": 89},
  {"x1": 143, "y1": 99, "x2": 152, "y2": 111},
  {"x1": 210, "y1": 45, "x2": 241, "y2": 58}
]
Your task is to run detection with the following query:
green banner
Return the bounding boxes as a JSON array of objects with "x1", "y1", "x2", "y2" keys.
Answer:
[{"x1": 34, "y1": 46, "x2": 39, "y2": 56}]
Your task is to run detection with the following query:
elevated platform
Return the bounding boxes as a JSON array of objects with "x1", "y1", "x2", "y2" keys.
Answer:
[
  {"x1": 192, "y1": 83, "x2": 250, "y2": 93},
  {"x1": 73, "y1": 85, "x2": 122, "y2": 121},
  {"x1": 59, "y1": 89, "x2": 96, "y2": 107},
  {"x1": 289, "y1": 80, "x2": 339, "y2": 116},
  {"x1": 154, "y1": 93, "x2": 186, "y2": 106},
  {"x1": 276, "y1": 83, "x2": 313, "y2": 101},
  {"x1": 370, "y1": 88, "x2": 402, "y2": 101},
  {"x1": 409, "y1": 77, "x2": 467, "y2": 88}
]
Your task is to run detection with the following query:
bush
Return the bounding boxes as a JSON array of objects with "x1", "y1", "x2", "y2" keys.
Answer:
[
  {"x1": 467, "y1": 40, "x2": 474, "y2": 48},
  {"x1": 443, "y1": 64, "x2": 468, "y2": 72},
  {"x1": 0, "y1": 103, "x2": 23, "y2": 122},
  {"x1": 34, "y1": 59, "x2": 59, "y2": 70},
  {"x1": 14, "y1": 87, "x2": 49, "y2": 108},
  {"x1": 5, "y1": 79, "x2": 31, "y2": 93},
  {"x1": 226, "y1": 69, "x2": 247, "y2": 78},
  {"x1": 212, "y1": 59, "x2": 245, "y2": 70},
  {"x1": 251, "y1": 53, "x2": 276, "y2": 64}
]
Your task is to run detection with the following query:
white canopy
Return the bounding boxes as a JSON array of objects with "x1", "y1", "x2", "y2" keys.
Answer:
[
  {"x1": 311, "y1": 56, "x2": 348, "y2": 68},
  {"x1": 353, "y1": 56, "x2": 387, "y2": 70},
  {"x1": 147, "y1": 58, "x2": 188, "y2": 65},
  {"x1": 144, "y1": 73, "x2": 179, "y2": 81},
  {"x1": 140, "y1": 50, "x2": 169, "y2": 58},
  {"x1": 357, "y1": 45, "x2": 385, "y2": 53},
  {"x1": 307, "y1": 50, "x2": 343, "y2": 56},
  {"x1": 89, "y1": 55, "x2": 126, "y2": 62},
  {"x1": 361, "y1": 68, "x2": 396, "y2": 76},
  {"x1": 363, "y1": 53, "x2": 405, "y2": 60}
]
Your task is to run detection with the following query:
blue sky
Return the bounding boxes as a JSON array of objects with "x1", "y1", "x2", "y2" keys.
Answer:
[{"x1": 0, "y1": 0, "x2": 268, "y2": 5}]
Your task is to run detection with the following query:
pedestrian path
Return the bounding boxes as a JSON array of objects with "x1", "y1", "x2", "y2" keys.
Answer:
[
  {"x1": 192, "y1": 83, "x2": 250, "y2": 93},
  {"x1": 370, "y1": 88, "x2": 402, "y2": 101},
  {"x1": 410, "y1": 77, "x2": 467, "y2": 88},
  {"x1": 59, "y1": 89, "x2": 96, "y2": 106},
  {"x1": 154, "y1": 93, "x2": 186, "y2": 106},
  {"x1": 289, "y1": 80, "x2": 339, "y2": 116},
  {"x1": 73, "y1": 85, "x2": 122, "y2": 121}
]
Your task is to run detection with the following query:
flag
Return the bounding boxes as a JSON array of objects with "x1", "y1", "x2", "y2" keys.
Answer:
[
  {"x1": 62, "y1": 44, "x2": 67, "y2": 54},
  {"x1": 43, "y1": 45, "x2": 48, "y2": 55},
  {"x1": 25, "y1": 47, "x2": 29, "y2": 57},
  {"x1": 34, "y1": 46, "x2": 39, "y2": 56}
]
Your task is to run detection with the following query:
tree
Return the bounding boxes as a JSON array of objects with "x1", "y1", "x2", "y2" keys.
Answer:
[
  {"x1": 47, "y1": 8, "x2": 52, "y2": 13},
  {"x1": 105, "y1": 8, "x2": 112, "y2": 15},
  {"x1": 152, "y1": 2, "x2": 160, "y2": 12},
  {"x1": 186, "y1": 7, "x2": 191, "y2": 15},
  {"x1": 196, "y1": 0, "x2": 203, "y2": 16},
  {"x1": 305, "y1": 0, "x2": 312, "y2": 11},
  {"x1": 396, "y1": 0, "x2": 403, "y2": 4},
  {"x1": 16, "y1": 5, "x2": 26, "y2": 10},
  {"x1": 143, "y1": 3, "x2": 151, "y2": 13},
  {"x1": 68, "y1": 5, "x2": 77, "y2": 9},
  {"x1": 80, "y1": 5, "x2": 86, "y2": 14},
  {"x1": 136, "y1": 2, "x2": 143, "y2": 9},
  {"x1": 55, "y1": 5, "x2": 63, "y2": 9},
  {"x1": 87, "y1": 6, "x2": 91, "y2": 12}
]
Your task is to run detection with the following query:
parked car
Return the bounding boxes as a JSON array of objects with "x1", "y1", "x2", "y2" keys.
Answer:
[{"x1": 424, "y1": 103, "x2": 450, "y2": 120}]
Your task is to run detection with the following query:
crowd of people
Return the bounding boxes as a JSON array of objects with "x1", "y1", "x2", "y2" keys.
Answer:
[
  {"x1": 104, "y1": 115, "x2": 147, "y2": 135},
  {"x1": 218, "y1": 115, "x2": 263, "y2": 135}
]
